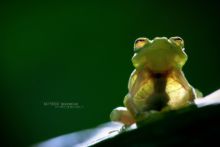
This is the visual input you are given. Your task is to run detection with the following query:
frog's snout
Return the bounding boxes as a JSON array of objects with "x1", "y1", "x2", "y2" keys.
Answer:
[
  {"x1": 153, "y1": 37, "x2": 168, "y2": 40},
  {"x1": 152, "y1": 37, "x2": 170, "y2": 45}
]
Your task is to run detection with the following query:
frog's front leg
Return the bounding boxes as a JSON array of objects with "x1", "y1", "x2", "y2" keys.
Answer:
[
  {"x1": 123, "y1": 94, "x2": 154, "y2": 123},
  {"x1": 110, "y1": 106, "x2": 135, "y2": 126}
]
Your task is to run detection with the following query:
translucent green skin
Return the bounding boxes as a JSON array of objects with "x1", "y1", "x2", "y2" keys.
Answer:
[{"x1": 110, "y1": 37, "x2": 199, "y2": 126}]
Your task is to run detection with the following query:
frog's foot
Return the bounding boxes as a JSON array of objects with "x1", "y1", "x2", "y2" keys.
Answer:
[
  {"x1": 134, "y1": 110, "x2": 159, "y2": 122},
  {"x1": 110, "y1": 107, "x2": 136, "y2": 126}
]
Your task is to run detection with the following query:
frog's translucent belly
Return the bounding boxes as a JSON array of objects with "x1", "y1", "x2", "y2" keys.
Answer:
[
  {"x1": 132, "y1": 76, "x2": 190, "y2": 111},
  {"x1": 165, "y1": 77, "x2": 191, "y2": 109},
  {"x1": 133, "y1": 79, "x2": 154, "y2": 100}
]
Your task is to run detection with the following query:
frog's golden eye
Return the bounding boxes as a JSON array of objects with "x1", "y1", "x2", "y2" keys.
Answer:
[
  {"x1": 170, "y1": 36, "x2": 184, "y2": 48},
  {"x1": 134, "y1": 37, "x2": 149, "y2": 52}
]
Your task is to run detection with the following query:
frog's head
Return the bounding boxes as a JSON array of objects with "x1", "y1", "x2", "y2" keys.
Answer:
[{"x1": 132, "y1": 36, "x2": 187, "y2": 73}]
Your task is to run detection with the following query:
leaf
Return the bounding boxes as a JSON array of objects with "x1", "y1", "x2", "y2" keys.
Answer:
[{"x1": 33, "y1": 89, "x2": 220, "y2": 147}]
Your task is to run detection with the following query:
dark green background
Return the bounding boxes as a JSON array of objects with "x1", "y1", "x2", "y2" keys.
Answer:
[{"x1": 1, "y1": 0, "x2": 220, "y2": 146}]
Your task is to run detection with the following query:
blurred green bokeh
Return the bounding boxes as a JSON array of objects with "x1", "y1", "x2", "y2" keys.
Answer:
[{"x1": 1, "y1": 0, "x2": 220, "y2": 146}]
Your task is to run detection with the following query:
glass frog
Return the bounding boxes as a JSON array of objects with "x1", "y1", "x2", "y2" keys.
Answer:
[{"x1": 110, "y1": 37, "x2": 202, "y2": 127}]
